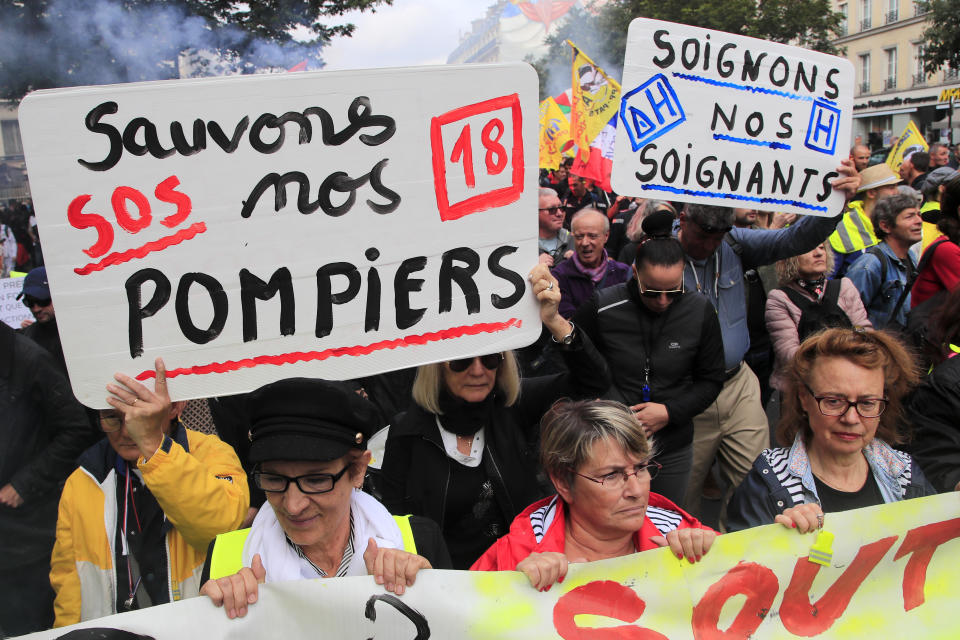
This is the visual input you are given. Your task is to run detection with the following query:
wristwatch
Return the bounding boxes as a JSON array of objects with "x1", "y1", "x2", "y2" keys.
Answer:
[{"x1": 552, "y1": 322, "x2": 576, "y2": 345}]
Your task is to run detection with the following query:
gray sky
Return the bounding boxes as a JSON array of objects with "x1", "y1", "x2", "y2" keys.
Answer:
[{"x1": 321, "y1": 0, "x2": 488, "y2": 70}]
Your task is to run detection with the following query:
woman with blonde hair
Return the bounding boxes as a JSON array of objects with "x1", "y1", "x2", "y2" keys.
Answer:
[
  {"x1": 765, "y1": 242, "x2": 870, "y2": 392},
  {"x1": 380, "y1": 267, "x2": 609, "y2": 568}
]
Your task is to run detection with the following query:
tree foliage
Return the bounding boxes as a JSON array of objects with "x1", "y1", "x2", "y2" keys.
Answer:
[
  {"x1": 0, "y1": 0, "x2": 392, "y2": 101},
  {"x1": 917, "y1": 0, "x2": 960, "y2": 74},
  {"x1": 536, "y1": 0, "x2": 844, "y2": 99}
]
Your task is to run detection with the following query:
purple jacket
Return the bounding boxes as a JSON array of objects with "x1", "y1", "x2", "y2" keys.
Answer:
[{"x1": 551, "y1": 257, "x2": 632, "y2": 319}]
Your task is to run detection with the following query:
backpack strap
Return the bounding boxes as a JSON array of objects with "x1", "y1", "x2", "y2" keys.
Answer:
[
  {"x1": 822, "y1": 278, "x2": 843, "y2": 307},
  {"x1": 867, "y1": 245, "x2": 889, "y2": 284},
  {"x1": 780, "y1": 285, "x2": 815, "y2": 311},
  {"x1": 393, "y1": 514, "x2": 417, "y2": 555},
  {"x1": 884, "y1": 238, "x2": 946, "y2": 329}
]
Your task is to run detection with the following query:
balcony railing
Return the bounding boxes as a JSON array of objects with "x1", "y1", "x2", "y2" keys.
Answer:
[
  {"x1": 914, "y1": 3, "x2": 929, "y2": 15},
  {"x1": 884, "y1": 77, "x2": 897, "y2": 90},
  {"x1": 886, "y1": 9, "x2": 899, "y2": 22},
  {"x1": 912, "y1": 73, "x2": 927, "y2": 86},
  {"x1": 859, "y1": 81, "x2": 871, "y2": 95},
  {"x1": 837, "y1": 23, "x2": 848, "y2": 36},
  {"x1": 860, "y1": 17, "x2": 873, "y2": 30}
]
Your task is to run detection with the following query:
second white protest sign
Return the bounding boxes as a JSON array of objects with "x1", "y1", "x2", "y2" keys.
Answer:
[{"x1": 612, "y1": 19, "x2": 854, "y2": 216}]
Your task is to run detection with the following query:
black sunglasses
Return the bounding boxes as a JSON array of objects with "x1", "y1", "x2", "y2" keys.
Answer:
[
  {"x1": 448, "y1": 353, "x2": 504, "y2": 372},
  {"x1": 638, "y1": 281, "x2": 685, "y2": 299},
  {"x1": 22, "y1": 295, "x2": 51, "y2": 308}
]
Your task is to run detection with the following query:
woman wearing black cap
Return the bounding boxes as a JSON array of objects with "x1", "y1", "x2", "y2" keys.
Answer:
[{"x1": 200, "y1": 379, "x2": 450, "y2": 619}]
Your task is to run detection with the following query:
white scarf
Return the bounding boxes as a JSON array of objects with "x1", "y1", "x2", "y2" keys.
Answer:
[{"x1": 242, "y1": 490, "x2": 404, "y2": 583}]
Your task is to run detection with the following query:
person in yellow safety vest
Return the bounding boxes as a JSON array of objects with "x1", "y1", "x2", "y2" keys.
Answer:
[
  {"x1": 920, "y1": 167, "x2": 960, "y2": 251},
  {"x1": 200, "y1": 378, "x2": 451, "y2": 619},
  {"x1": 828, "y1": 163, "x2": 902, "y2": 278}
]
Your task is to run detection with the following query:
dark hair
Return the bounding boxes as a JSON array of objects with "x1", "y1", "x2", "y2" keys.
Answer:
[
  {"x1": 685, "y1": 204, "x2": 735, "y2": 231},
  {"x1": 777, "y1": 328, "x2": 919, "y2": 448},
  {"x1": 871, "y1": 193, "x2": 917, "y2": 240},
  {"x1": 909, "y1": 151, "x2": 930, "y2": 173},
  {"x1": 939, "y1": 174, "x2": 960, "y2": 243},
  {"x1": 634, "y1": 208, "x2": 683, "y2": 268}
]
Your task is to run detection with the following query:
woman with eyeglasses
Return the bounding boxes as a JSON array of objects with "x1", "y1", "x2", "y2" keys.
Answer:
[
  {"x1": 727, "y1": 328, "x2": 935, "y2": 533},
  {"x1": 550, "y1": 209, "x2": 725, "y2": 506},
  {"x1": 471, "y1": 399, "x2": 716, "y2": 588},
  {"x1": 201, "y1": 378, "x2": 450, "y2": 619},
  {"x1": 379, "y1": 269, "x2": 611, "y2": 569}
]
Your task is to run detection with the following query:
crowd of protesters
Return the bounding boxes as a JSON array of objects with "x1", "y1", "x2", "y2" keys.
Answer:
[{"x1": 4, "y1": 142, "x2": 960, "y2": 636}]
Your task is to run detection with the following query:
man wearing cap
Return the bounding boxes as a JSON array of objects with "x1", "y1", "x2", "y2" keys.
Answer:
[
  {"x1": 919, "y1": 167, "x2": 959, "y2": 251},
  {"x1": 201, "y1": 378, "x2": 450, "y2": 620},
  {"x1": 49, "y1": 359, "x2": 249, "y2": 627},
  {"x1": 18, "y1": 266, "x2": 67, "y2": 374},
  {"x1": 827, "y1": 163, "x2": 902, "y2": 278}
]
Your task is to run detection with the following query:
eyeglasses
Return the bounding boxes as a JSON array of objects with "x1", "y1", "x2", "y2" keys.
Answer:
[
  {"x1": 573, "y1": 232, "x2": 604, "y2": 241},
  {"x1": 637, "y1": 281, "x2": 684, "y2": 299},
  {"x1": 22, "y1": 295, "x2": 51, "y2": 308},
  {"x1": 803, "y1": 382, "x2": 887, "y2": 418},
  {"x1": 253, "y1": 466, "x2": 351, "y2": 494},
  {"x1": 448, "y1": 353, "x2": 504, "y2": 372},
  {"x1": 98, "y1": 411, "x2": 125, "y2": 433},
  {"x1": 539, "y1": 206, "x2": 563, "y2": 214},
  {"x1": 574, "y1": 461, "x2": 662, "y2": 489}
]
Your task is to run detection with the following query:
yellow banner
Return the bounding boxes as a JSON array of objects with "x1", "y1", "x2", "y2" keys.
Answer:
[
  {"x1": 26, "y1": 493, "x2": 960, "y2": 640},
  {"x1": 539, "y1": 97, "x2": 572, "y2": 170},
  {"x1": 568, "y1": 41, "x2": 621, "y2": 163},
  {"x1": 886, "y1": 120, "x2": 928, "y2": 174}
]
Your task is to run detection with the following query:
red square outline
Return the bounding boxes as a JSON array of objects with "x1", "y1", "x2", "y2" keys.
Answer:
[{"x1": 430, "y1": 93, "x2": 525, "y2": 222}]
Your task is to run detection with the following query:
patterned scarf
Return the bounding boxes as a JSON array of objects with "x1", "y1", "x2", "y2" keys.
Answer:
[
  {"x1": 573, "y1": 248, "x2": 610, "y2": 284},
  {"x1": 796, "y1": 276, "x2": 826, "y2": 299}
]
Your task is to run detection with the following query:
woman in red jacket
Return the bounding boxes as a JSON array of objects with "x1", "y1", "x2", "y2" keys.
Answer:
[{"x1": 471, "y1": 399, "x2": 716, "y2": 589}]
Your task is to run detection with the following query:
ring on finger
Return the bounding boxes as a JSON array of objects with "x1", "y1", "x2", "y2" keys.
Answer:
[
  {"x1": 816, "y1": 514, "x2": 824, "y2": 528},
  {"x1": 130, "y1": 397, "x2": 138, "y2": 405},
  {"x1": 547, "y1": 282, "x2": 555, "y2": 291}
]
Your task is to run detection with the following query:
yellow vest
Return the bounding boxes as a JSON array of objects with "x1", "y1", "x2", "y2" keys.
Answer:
[
  {"x1": 920, "y1": 201, "x2": 943, "y2": 252},
  {"x1": 829, "y1": 201, "x2": 879, "y2": 254},
  {"x1": 208, "y1": 514, "x2": 417, "y2": 580}
]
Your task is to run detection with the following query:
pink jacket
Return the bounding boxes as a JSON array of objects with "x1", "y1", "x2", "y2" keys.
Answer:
[{"x1": 765, "y1": 278, "x2": 872, "y2": 391}]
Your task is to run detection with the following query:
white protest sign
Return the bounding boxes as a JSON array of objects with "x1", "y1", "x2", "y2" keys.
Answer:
[
  {"x1": 0, "y1": 275, "x2": 32, "y2": 328},
  {"x1": 19, "y1": 65, "x2": 540, "y2": 407},
  {"x1": 612, "y1": 19, "x2": 854, "y2": 216}
]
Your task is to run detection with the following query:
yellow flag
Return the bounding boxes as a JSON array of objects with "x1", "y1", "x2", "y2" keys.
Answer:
[
  {"x1": 569, "y1": 41, "x2": 621, "y2": 163},
  {"x1": 539, "y1": 97, "x2": 572, "y2": 170},
  {"x1": 886, "y1": 121, "x2": 928, "y2": 174}
]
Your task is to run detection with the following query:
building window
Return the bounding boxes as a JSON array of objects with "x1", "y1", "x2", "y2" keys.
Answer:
[
  {"x1": 0, "y1": 120, "x2": 23, "y2": 156},
  {"x1": 885, "y1": 48, "x2": 897, "y2": 90},
  {"x1": 859, "y1": 53, "x2": 871, "y2": 94},
  {"x1": 860, "y1": 0, "x2": 872, "y2": 30},
  {"x1": 913, "y1": 0, "x2": 929, "y2": 15},
  {"x1": 913, "y1": 43, "x2": 926, "y2": 86},
  {"x1": 886, "y1": 0, "x2": 899, "y2": 22},
  {"x1": 839, "y1": 3, "x2": 848, "y2": 35}
]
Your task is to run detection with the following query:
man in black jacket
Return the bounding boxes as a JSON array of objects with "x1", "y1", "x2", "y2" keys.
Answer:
[{"x1": 0, "y1": 322, "x2": 92, "y2": 635}]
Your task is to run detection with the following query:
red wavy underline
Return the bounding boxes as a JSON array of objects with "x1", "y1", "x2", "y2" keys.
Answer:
[
  {"x1": 74, "y1": 222, "x2": 208, "y2": 275},
  {"x1": 135, "y1": 318, "x2": 523, "y2": 380}
]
